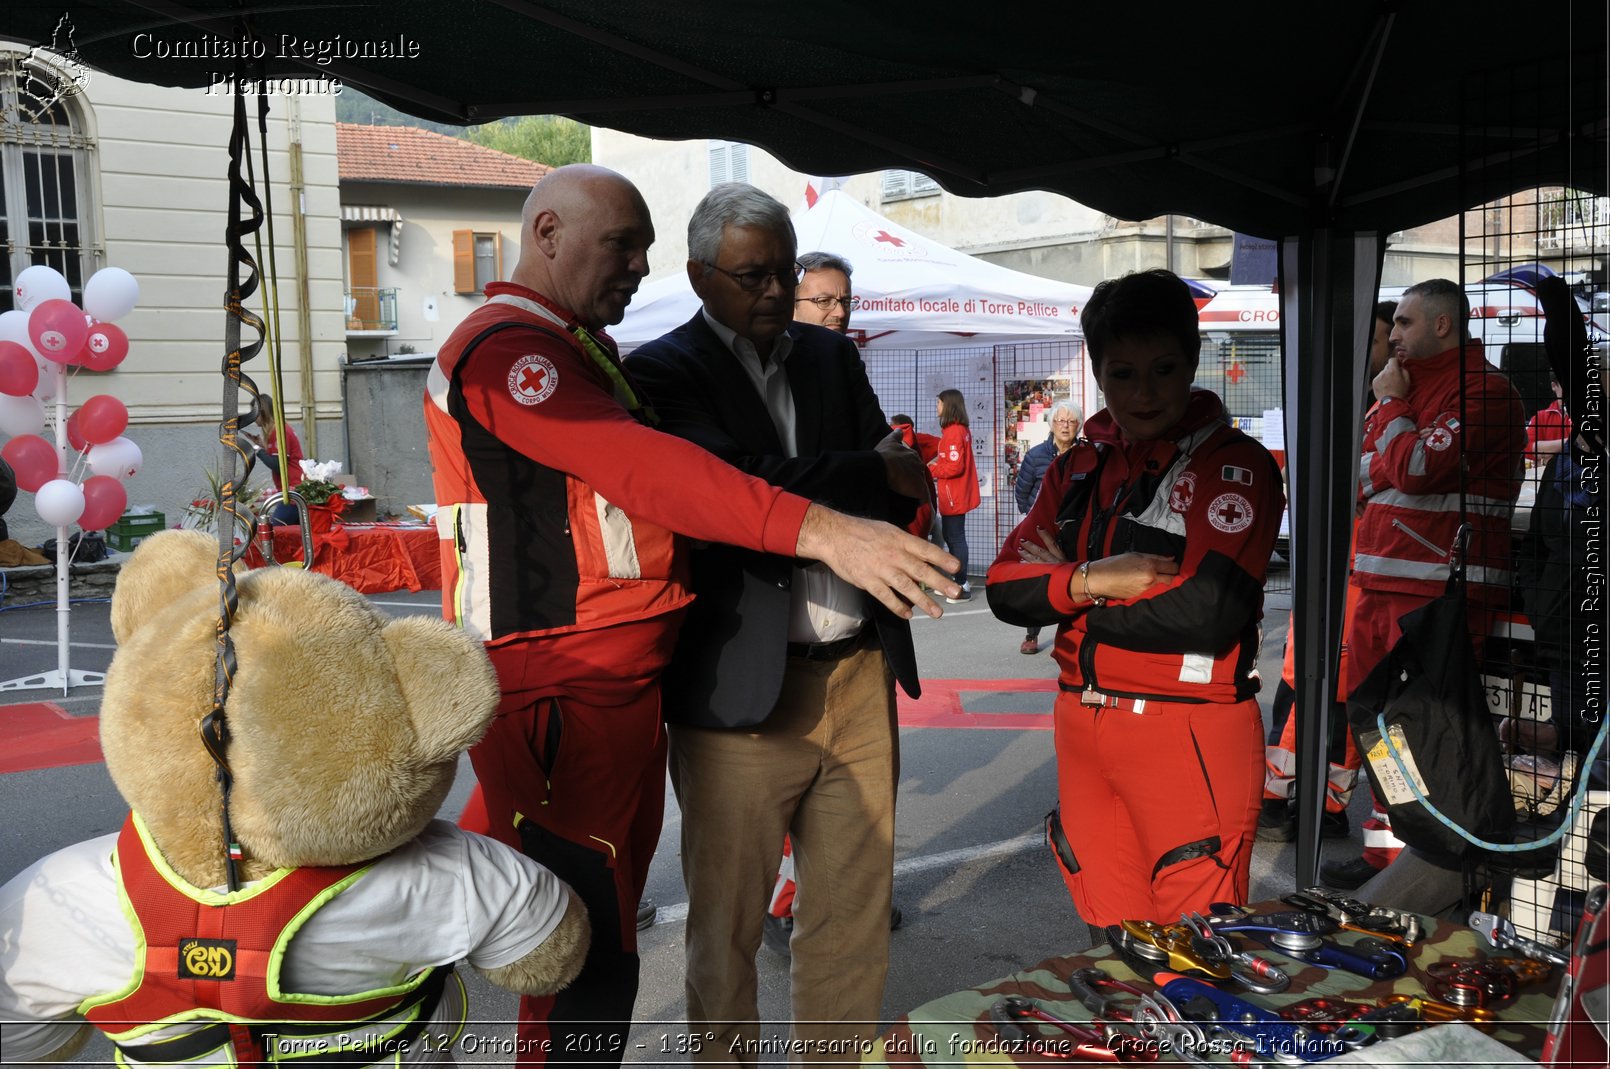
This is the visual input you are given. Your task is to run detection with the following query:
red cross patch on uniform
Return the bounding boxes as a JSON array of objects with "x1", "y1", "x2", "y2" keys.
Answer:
[
  {"x1": 1426, "y1": 426, "x2": 1454, "y2": 451},
  {"x1": 1207, "y1": 492, "x2": 1254, "y2": 534},
  {"x1": 508, "y1": 354, "x2": 558, "y2": 406},
  {"x1": 1169, "y1": 472, "x2": 1197, "y2": 514}
]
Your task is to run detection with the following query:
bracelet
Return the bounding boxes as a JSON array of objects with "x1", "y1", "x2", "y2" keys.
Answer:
[{"x1": 1080, "y1": 561, "x2": 1107, "y2": 607}]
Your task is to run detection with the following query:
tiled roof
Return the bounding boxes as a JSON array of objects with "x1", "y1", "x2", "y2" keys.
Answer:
[{"x1": 336, "y1": 124, "x2": 550, "y2": 189}]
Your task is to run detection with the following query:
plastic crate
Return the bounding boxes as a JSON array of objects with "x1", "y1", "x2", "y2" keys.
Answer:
[{"x1": 107, "y1": 511, "x2": 166, "y2": 552}]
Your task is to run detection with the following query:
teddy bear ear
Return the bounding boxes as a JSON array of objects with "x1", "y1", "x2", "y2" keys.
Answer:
[
  {"x1": 109, "y1": 530, "x2": 229, "y2": 645},
  {"x1": 380, "y1": 616, "x2": 500, "y2": 762}
]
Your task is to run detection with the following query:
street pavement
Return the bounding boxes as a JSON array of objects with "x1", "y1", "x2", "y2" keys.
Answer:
[{"x1": 0, "y1": 563, "x2": 1378, "y2": 1063}]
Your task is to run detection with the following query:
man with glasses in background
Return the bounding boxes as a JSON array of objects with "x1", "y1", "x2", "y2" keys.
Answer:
[
  {"x1": 791, "y1": 251, "x2": 860, "y2": 333},
  {"x1": 630, "y1": 186, "x2": 930, "y2": 1062}
]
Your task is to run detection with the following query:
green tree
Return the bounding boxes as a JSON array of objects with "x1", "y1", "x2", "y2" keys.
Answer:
[
  {"x1": 465, "y1": 115, "x2": 592, "y2": 167},
  {"x1": 335, "y1": 88, "x2": 468, "y2": 137}
]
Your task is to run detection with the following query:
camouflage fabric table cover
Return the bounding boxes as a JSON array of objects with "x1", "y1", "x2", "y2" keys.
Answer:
[{"x1": 867, "y1": 902, "x2": 1558, "y2": 1066}]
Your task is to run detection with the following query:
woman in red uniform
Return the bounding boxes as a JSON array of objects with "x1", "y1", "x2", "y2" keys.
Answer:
[
  {"x1": 930, "y1": 389, "x2": 980, "y2": 601},
  {"x1": 986, "y1": 269, "x2": 1284, "y2": 931}
]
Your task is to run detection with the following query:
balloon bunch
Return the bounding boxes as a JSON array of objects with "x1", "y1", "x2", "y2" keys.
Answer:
[{"x1": 0, "y1": 264, "x2": 144, "y2": 532}]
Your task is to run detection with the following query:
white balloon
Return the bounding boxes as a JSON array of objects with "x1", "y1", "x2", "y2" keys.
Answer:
[
  {"x1": 82, "y1": 267, "x2": 140, "y2": 322},
  {"x1": 0, "y1": 392, "x2": 46, "y2": 436},
  {"x1": 31, "y1": 357, "x2": 58, "y2": 401},
  {"x1": 88, "y1": 436, "x2": 143, "y2": 479},
  {"x1": 0, "y1": 309, "x2": 40, "y2": 352},
  {"x1": 14, "y1": 265, "x2": 72, "y2": 313},
  {"x1": 34, "y1": 477, "x2": 86, "y2": 526}
]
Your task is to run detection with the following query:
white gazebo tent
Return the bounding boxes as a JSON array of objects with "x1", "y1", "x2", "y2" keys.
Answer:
[
  {"x1": 615, "y1": 189, "x2": 1092, "y2": 354},
  {"x1": 614, "y1": 189, "x2": 1098, "y2": 572}
]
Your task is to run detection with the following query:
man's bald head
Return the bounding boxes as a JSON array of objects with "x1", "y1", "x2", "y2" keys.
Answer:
[{"x1": 512, "y1": 164, "x2": 655, "y2": 330}]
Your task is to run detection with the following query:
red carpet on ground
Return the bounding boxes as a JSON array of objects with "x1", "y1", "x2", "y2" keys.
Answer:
[{"x1": 1, "y1": 702, "x2": 102, "y2": 774}]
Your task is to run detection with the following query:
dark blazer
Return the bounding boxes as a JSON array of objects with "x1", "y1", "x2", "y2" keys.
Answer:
[{"x1": 628, "y1": 312, "x2": 920, "y2": 729}]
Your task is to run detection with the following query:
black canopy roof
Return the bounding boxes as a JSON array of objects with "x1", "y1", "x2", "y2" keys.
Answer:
[{"x1": 8, "y1": 1, "x2": 1606, "y2": 236}]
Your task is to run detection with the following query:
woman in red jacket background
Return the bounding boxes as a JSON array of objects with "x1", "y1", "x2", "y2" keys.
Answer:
[{"x1": 930, "y1": 388, "x2": 981, "y2": 601}]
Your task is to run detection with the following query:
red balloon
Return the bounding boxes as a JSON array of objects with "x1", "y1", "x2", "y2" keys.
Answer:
[
  {"x1": 1, "y1": 433, "x2": 59, "y2": 492},
  {"x1": 78, "y1": 474, "x2": 129, "y2": 531},
  {"x1": 76, "y1": 394, "x2": 128, "y2": 445},
  {"x1": 79, "y1": 322, "x2": 129, "y2": 371},
  {"x1": 0, "y1": 340, "x2": 38, "y2": 395},
  {"x1": 66, "y1": 410, "x2": 88, "y2": 453},
  {"x1": 29, "y1": 299, "x2": 89, "y2": 364}
]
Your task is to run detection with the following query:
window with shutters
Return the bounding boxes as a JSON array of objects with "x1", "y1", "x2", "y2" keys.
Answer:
[
  {"x1": 0, "y1": 47, "x2": 98, "y2": 312},
  {"x1": 708, "y1": 140, "x2": 751, "y2": 187},
  {"x1": 880, "y1": 169, "x2": 941, "y2": 203},
  {"x1": 453, "y1": 229, "x2": 501, "y2": 294}
]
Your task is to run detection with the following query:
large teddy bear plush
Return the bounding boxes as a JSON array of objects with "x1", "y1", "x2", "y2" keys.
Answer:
[{"x1": 0, "y1": 530, "x2": 589, "y2": 1064}]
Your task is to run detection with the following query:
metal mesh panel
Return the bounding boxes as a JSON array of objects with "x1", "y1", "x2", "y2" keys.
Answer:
[{"x1": 863, "y1": 340, "x2": 1084, "y2": 578}]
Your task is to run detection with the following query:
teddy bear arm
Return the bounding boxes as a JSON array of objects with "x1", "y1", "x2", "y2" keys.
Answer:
[
  {"x1": 1, "y1": 1020, "x2": 93, "y2": 1063},
  {"x1": 474, "y1": 889, "x2": 590, "y2": 996}
]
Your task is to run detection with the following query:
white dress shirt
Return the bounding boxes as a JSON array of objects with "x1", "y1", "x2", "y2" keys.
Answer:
[{"x1": 701, "y1": 310, "x2": 866, "y2": 645}]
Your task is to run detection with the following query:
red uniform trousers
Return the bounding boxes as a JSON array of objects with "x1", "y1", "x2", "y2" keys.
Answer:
[
  {"x1": 470, "y1": 625, "x2": 677, "y2": 1068},
  {"x1": 1052, "y1": 691, "x2": 1263, "y2": 927},
  {"x1": 1345, "y1": 587, "x2": 1500, "y2": 869}
]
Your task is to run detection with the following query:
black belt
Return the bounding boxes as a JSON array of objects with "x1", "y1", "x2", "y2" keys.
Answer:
[{"x1": 787, "y1": 628, "x2": 869, "y2": 662}]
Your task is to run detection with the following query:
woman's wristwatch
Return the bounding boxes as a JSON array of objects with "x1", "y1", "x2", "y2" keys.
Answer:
[{"x1": 1080, "y1": 560, "x2": 1106, "y2": 607}]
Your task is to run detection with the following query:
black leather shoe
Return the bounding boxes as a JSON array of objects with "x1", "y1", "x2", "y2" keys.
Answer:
[
  {"x1": 635, "y1": 897, "x2": 657, "y2": 931},
  {"x1": 1322, "y1": 809, "x2": 1350, "y2": 839},
  {"x1": 762, "y1": 912, "x2": 793, "y2": 957},
  {"x1": 1319, "y1": 855, "x2": 1384, "y2": 890},
  {"x1": 1256, "y1": 799, "x2": 1296, "y2": 841}
]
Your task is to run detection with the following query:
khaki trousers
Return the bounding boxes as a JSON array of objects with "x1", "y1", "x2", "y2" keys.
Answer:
[{"x1": 670, "y1": 643, "x2": 898, "y2": 1067}]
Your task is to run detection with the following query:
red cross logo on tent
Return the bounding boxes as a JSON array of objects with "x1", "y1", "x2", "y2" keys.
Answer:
[
  {"x1": 1207, "y1": 491, "x2": 1254, "y2": 534},
  {"x1": 507, "y1": 353, "x2": 559, "y2": 406},
  {"x1": 873, "y1": 230, "x2": 906, "y2": 247},
  {"x1": 1226, "y1": 362, "x2": 1246, "y2": 385}
]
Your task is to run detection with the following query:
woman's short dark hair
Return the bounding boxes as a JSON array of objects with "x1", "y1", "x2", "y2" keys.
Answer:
[
  {"x1": 1080, "y1": 269, "x2": 1201, "y2": 372},
  {"x1": 937, "y1": 389, "x2": 968, "y2": 428},
  {"x1": 1374, "y1": 299, "x2": 1398, "y2": 326}
]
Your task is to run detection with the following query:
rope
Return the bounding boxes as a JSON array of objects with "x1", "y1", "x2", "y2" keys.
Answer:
[
  {"x1": 1373, "y1": 711, "x2": 1607, "y2": 853},
  {"x1": 207, "y1": 57, "x2": 271, "y2": 891}
]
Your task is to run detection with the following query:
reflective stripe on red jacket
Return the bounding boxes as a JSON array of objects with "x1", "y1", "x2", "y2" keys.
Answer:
[
  {"x1": 1353, "y1": 339, "x2": 1525, "y2": 598},
  {"x1": 424, "y1": 284, "x2": 809, "y2": 649},
  {"x1": 987, "y1": 390, "x2": 1283, "y2": 703}
]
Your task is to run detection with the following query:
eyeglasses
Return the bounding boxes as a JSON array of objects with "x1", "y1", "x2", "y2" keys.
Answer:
[
  {"x1": 704, "y1": 261, "x2": 805, "y2": 292},
  {"x1": 796, "y1": 295, "x2": 861, "y2": 311}
]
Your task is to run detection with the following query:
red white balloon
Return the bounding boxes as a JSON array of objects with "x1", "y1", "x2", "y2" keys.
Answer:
[
  {"x1": 1, "y1": 434, "x2": 60, "y2": 492},
  {"x1": 29, "y1": 299, "x2": 89, "y2": 362},
  {"x1": 66, "y1": 410, "x2": 89, "y2": 453},
  {"x1": 87, "y1": 436, "x2": 143, "y2": 479},
  {"x1": 0, "y1": 340, "x2": 39, "y2": 395},
  {"x1": 75, "y1": 394, "x2": 128, "y2": 445},
  {"x1": 34, "y1": 478, "x2": 86, "y2": 526},
  {"x1": 79, "y1": 322, "x2": 129, "y2": 371},
  {"x1": 78, "y1": 475, "x2": 129, "y2": 530},
  {"x1": 0, "y1": 392, "x2": 46, "y2": 436},
  {"x1": 82, "y1": 267, "x2": 140, "y2": 322},
  {"x1": 13, "y1": 265, "x2": 71, "y2": 313}
]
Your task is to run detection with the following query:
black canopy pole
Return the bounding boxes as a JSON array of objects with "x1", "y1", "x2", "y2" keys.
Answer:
[{"x1": 1280, "y1": 228, "x2": 1383, "y2": 887}]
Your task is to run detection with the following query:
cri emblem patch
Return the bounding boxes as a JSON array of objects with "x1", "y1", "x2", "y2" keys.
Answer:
[
  {"x1": 1168, "y1": 472, "x2": 1197, "y2": 514},
  {"x1": 1207, "y1": 492, "x2": 1255, "y2": 534},
  {"x1": 178, "y1": 938, "x2": 237, "y2": 981},
  {"x1": 508, "y1": 354, "x2": 558, "y2": 406}
]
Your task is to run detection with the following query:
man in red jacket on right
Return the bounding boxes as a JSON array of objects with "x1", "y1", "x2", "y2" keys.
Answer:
[{"x1": 1321, "y1": 277, "x2": 1526, "y2": 891}]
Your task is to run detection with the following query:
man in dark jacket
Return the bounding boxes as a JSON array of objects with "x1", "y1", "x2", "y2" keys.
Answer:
[{"x1": 629, "y1": 183, "x2": 931, "y2": 1062}]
